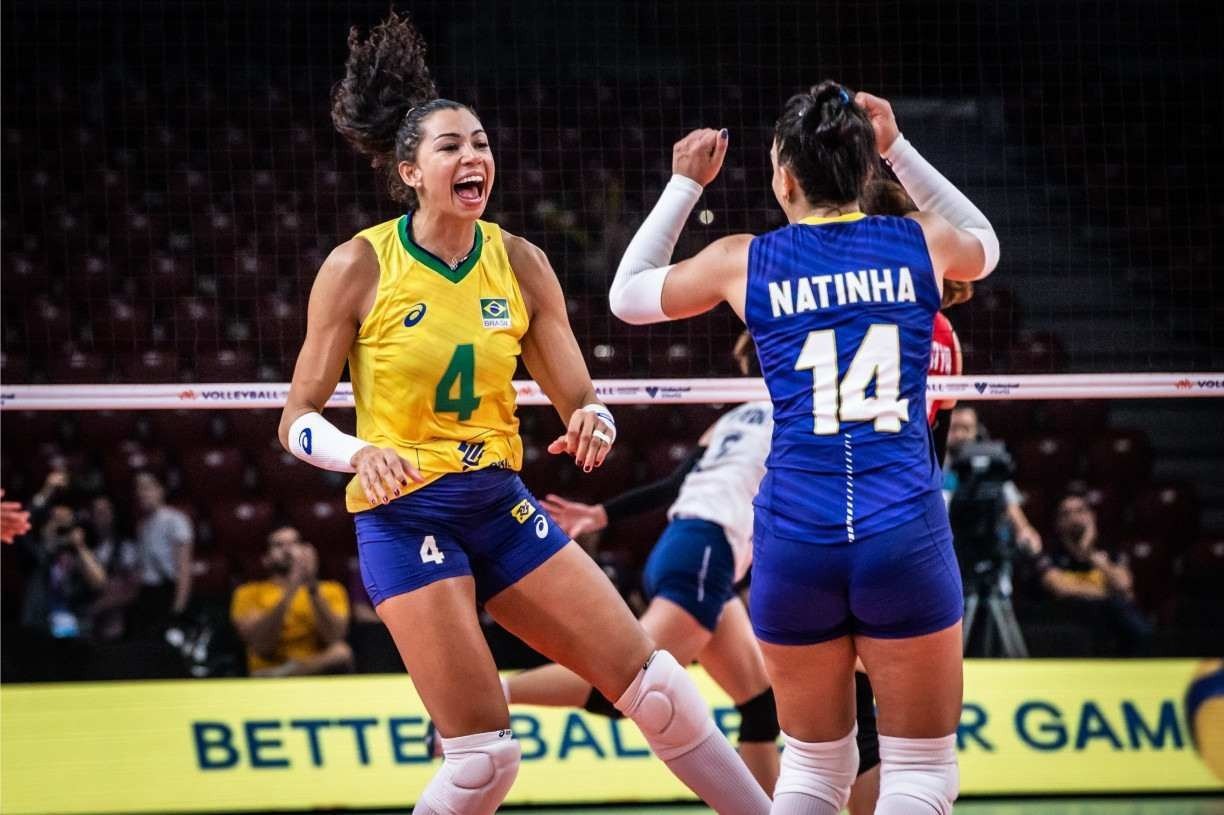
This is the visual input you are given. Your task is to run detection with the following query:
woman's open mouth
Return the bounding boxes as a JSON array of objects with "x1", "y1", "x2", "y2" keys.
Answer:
[{"x1": 453, "y1": 173, "x2": 485, "y2": 203}]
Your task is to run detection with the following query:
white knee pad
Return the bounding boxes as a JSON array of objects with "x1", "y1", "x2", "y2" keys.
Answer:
[
  {"x1": 878, "y1": 734, "x2": 959, "y2": 815},
  {"x1": 415, "y1": 729, "x2": 521, "y2": 815},
  {"x1": 774, "y1": 725, "x2": 859, "y2": 812},
  {"x1": 614, "y1": 650, "x2": 715, "y2": 761}
]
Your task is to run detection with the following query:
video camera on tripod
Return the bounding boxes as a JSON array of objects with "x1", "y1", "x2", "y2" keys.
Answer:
[
  {"x1": 946, "y1": 439, "x2": 1030, "y2": 657},
  {"x1": 946, "y1": 440, "x2": 1015, "y2": 575}
]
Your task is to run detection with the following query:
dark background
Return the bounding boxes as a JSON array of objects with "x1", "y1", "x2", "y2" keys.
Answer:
[{"x1": 2, "y1": 1, "x2": 1222, "y2": 678}]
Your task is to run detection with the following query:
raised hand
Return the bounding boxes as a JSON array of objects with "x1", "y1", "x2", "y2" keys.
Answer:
[
  {"x1": 854, "y1": 91, "x2": 901, "y2": 154},
  {"x1": 672, "y1": 128, "x2": 730, "y2": 187},
  {"x1": 0, "y1": 490, "x2": 31, "y2": 544}
]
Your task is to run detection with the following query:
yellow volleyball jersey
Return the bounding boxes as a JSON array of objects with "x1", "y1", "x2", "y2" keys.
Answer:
[{"x1": 345, "y1": 214, "x2": 527, "y2": 512}]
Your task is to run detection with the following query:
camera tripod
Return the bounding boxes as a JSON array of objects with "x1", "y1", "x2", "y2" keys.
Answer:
[{"x1": 962, "y1": 561, "x2": 1028, "y2": 658}]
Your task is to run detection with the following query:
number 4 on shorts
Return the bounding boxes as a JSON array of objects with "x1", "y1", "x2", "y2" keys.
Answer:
[{"x1": 420, "y1": 535, "x2": 445, "y2": 565}]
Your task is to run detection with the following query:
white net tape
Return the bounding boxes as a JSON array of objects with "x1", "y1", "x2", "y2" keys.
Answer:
[{"x1": 2, "y1": 373, "x2": 1222, "y2": 411}]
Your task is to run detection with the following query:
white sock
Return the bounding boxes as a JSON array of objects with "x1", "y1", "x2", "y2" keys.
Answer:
[
  {"x1": 772, "y1": 726, "x2": 858, "y2": 815},
  {"x1": 615, "y1": 650, "x2": 771, "y2": 815},
  {"x1": 412, "y1": 729, "x2": 520, "y2": 815},
  {"x1": 876, "y1": 733, "x2": 958, "y2": 814}
]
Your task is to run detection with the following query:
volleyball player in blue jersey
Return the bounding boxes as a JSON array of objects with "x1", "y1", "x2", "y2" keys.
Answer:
[{"x1": 608, "y1": 83, "x2": 998, "y2": 814}]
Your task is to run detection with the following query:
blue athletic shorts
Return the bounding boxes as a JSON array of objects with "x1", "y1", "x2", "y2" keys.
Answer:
[
  {"x1": 750, "y1": 491, "x2": 963, "y2": 645},
  {"x1": 642, "y1": 518, "x2": 737, "y2": 632},
  {"x1": 353, "y1": 468, "x2": 570, "y2": 606}
]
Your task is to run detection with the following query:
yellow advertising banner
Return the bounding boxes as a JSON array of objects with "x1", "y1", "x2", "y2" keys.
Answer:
[{"x1": 2, "y1": 660, "x2": 1221, "y2": 814}]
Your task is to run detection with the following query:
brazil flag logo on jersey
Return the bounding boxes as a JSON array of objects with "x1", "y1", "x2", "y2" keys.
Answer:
[{"x1": 481, "y1": 298, "x2": 511, "y2": 328}]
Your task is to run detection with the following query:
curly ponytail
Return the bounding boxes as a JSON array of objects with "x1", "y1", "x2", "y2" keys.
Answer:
[
  {"x1": 774, "y1": 80, "x2": 876, "y2": 207},
  {"x1": 330, "y1": 11, "x2": 469, "y2": 207}
]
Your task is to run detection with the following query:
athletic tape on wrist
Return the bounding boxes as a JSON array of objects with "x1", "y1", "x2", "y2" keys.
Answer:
[{"x1": 582, "y1": 403, "x2": 617, "y2": 442}]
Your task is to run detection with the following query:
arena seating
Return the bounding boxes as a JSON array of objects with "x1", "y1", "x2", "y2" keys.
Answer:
[{"x1": 2, "y1": 66, "x2": 1218, "y2": 661}]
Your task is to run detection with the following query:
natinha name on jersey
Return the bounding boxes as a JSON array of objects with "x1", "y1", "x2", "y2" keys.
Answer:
[{"x1": 767, "y1": 267, "x2": 918, "y2": 318}]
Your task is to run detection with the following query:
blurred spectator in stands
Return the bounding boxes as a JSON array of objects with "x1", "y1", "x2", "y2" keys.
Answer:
[
  {"x1": 1, "y1": 489, "x2": 32, "y2": 543},
  {"x1": 1035, "y1": 492, "x2": 1153, "y2": 655},
  {"x1": 131, "y1": 472, "x2": 194, "y2": 632},
  {"x1": 944, "y1": 405, "x2": 1043, "y2": 555},
  {"x1": 27, "y1": 468, "x2": 71, "y2": 518},
  {"x1": 230, "y1": 526, "x2": 353, "y2": 677},
  {"x1": 84, "y1": 496, "x2": 141, "y2": 641},
  {"x1": 14, "y1": 502, "x2": 107, "y2": 679}
]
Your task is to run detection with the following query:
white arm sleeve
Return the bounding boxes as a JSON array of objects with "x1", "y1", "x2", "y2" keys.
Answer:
[
  {"x1": 884, "y1": 135, "x2": 1000, "y2": 278},
  {"x1": 609, "y1": 174, "x2": 704, "y2": 325},
  {"x1": 287, "y1": 411, "x2": 369, "y2": 473}
]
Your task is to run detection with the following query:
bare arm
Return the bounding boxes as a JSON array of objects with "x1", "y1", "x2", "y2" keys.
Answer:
[
  {"x1": 307, "y1": 586, "x2": 349, "y2": 645},
  {"x1": 507, "y1": 232, "x2": 614, "y2": 472},
  {"x1": 277, "y1": 239, "x2": 376, "y2": 447},
  {"x1": 172, "y1": 538, "x2": 193, "y2": 614},
  {"x1": 70, "y1": 530, "x2": 107, "y2": 592},
  {"x1": 297, "y1": 546, "x2": 347, "y2": 644},
  {"x1": 235, "y1": 592, "x2": 297, "y2": 660},
  {"x1": 277, "y1": 239, "x2": 422, "y2": 505},
  {"x1": 1006, "y1": 502, "x2": 1043, "y2": 556},
  {"x1": 508, "y1": 233, "x2": 597, "y2": 425},
  {"x1": 659, "y1": 234, "x2": 752, "y2": 321}
]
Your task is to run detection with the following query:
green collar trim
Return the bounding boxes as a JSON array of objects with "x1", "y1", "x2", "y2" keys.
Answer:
[{"x1": 397, "y1": 213, "x2": 484, "y2": 283}]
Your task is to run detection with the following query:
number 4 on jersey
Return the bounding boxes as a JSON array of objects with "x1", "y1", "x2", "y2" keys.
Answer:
[
  {"x1": 795, "y1": 324, "x2": 910, "y2": 434},
  {"x1": 435, "y1": 344, "x2": 481, "y2": 421},
  {"x1": 420, "y1": 535, "x2": 445, "y2": 565}
]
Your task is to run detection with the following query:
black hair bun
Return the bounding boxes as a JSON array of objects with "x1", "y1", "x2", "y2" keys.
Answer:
[{"x1": 802, "y1": 81, "x2": 856, "y2": 148}]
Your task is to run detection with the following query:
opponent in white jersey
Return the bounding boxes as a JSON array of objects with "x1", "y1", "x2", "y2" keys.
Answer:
[
  {"x1": 665, "y1": 399, "x2": 772, "y2": 583},
  {"x1": 504, "y1": 337, "x2": 884, "y2": 811}
]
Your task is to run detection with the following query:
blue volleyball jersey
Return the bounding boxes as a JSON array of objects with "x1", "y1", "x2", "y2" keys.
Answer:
[{"x1": 745, "y1": 212, "x2": 943, "y2": 545}]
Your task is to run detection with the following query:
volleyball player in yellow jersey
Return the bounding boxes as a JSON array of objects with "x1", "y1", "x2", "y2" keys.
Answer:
[{"x1": 277, "y1": 13, "x2": 770, "y2": 815}]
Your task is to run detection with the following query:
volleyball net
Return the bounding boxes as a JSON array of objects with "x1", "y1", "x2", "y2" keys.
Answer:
[
  {"x1": 2, "y1": 373, "x2": 1222, "y2": 411},
  {"x1": 2, "y1": 1, "x2": 1222, "y2": 660}
]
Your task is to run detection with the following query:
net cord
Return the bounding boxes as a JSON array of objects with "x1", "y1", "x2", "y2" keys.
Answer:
[{"x1": 2, "y1": 374, "x2": 1222, "y2": 411}]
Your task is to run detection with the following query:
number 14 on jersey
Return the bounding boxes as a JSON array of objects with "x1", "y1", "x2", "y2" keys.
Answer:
[{"x1": 795, "y1": 324, "x2": 910, "y2": 434}]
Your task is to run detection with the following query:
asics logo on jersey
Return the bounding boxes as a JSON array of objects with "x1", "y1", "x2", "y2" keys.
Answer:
[
  {"x1": 480, "y1": 297, "x2": 511, "y2": 328},
  {"x1": 298, "y1": 428, "x2": 312, "y2": 454},
  {"x1": 403, "y1": 303, "x2": 427, "y2": 327},
  {"x1": 457, "y1": 440, "x2": 485, "y2": 469},
  {"x1": 534, "y1": 514, "x2": 549, "y2": 539},
  {"x1": 510, "y1": 498, "x2": 535, "y2": 524}
]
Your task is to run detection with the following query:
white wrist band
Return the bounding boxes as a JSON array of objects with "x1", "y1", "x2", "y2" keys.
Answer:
[
  {"x1": 609, "y1": 174, "x2": 704, "y2": 324},
  {"x1": 287, "y1": 411, "x2": 368, "y2": 473},
  {"x1": 884, "y1": 134, "x2": 1000, "y2": 278}
]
